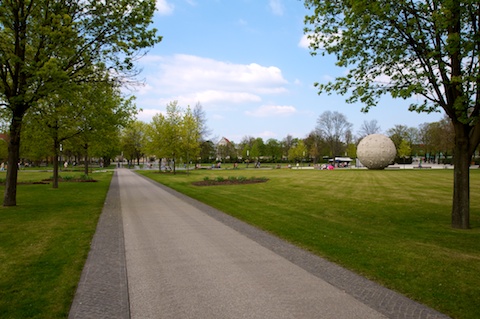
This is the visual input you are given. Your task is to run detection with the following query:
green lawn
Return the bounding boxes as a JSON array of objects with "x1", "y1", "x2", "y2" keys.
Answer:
[
  {"x1": 140, "y1": 168, "x2": 480, "y2": 319},
  {"x1": 0, "y1": 170, "x2": 113, "y2": 319},
  {"x1": 1, "y1": 168, "x2": 478, "y2": 318}
]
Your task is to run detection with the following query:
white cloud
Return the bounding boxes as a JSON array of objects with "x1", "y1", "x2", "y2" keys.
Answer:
[
  {"x1": 298, "y1": 34, "x2": 313, "y2": 49},
  {"x1": 245, "y1": 105, "x2": 297, "y2": 117},
  {"x1": 136, "y1": 54, "x2": 288, "y2": 109},
  {"x1": 258, "y1": 131, "x2": 278, "y2": 139},
  {"x1": 159, "y1": 90, "x2": 262, "y2": 108},
  {"x1": 156, "y1": 0, "x2": 174, "y2": 15},
  {"x1": 137, "y1": 108, "x2": 164, "y2": 122},
  {"x1": 269, "y1": 0, "x2": 284, "y2": 16},
  {"x1": 193, "y1": 90, "x2": 261, "y2": 104}
]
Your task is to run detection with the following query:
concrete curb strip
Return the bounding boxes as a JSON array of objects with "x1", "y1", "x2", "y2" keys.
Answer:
[{"x1": 69, "y1": 171, "x2": 130, "y2": 319}]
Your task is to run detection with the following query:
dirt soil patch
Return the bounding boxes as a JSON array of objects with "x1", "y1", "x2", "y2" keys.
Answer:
[
  {"x1": 41, "y1": 178, "x2": 98, "y2": 183},
  {"x1": 192, "y1": 179, "x2": 268, "y2": 186}
]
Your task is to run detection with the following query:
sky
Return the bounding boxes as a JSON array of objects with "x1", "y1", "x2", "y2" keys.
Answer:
[{"x1": 129, "y1": 0, "x2": 444, "y2": 143}]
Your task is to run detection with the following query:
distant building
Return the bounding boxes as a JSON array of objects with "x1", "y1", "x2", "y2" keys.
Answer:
[
  {"x1": 217, "y1": 137, "x2": 232, "y2": 147},
  {"x1": 216, "y1": 137, "x2": 234, "y2": 161}
]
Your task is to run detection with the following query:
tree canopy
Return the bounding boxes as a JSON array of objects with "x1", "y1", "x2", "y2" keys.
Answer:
[
  {"x1": 147, "y1": 101, "x2": 201, "y2": 173},
  {"x1": 0, "y1": 0, "x2": 161, "y2": 205},
  {"x1": 315, "y1": 111, "x2": 353, "y2": 157},
  {"x1": 304, "y1": 0, "x2": 480, "y2": 228}
]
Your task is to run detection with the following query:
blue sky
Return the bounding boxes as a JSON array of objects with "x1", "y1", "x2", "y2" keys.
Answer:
[{"x1": 131, "y1": 0, "x2": 444, "y2": 143}]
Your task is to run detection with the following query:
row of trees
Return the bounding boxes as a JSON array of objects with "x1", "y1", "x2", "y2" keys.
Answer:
[
  {"x1": 17, "y1": 79, "x2": 137, "y2": 188},
  {"x1": 0, "y1": 0, "x2": 161, "y2": 205},
  {"x1": 120, "y1": 101, "x2": 204, "y2": 173},
  {"x1": 118, "y1": 107, "x2": 455, "y2": 169}
]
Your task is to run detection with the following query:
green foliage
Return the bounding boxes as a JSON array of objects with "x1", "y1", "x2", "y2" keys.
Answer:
[
  {"x1": 199, "y1": 140, "x2": 216, "y2": 162},
  {"x1": 303, "y1": 0, "x2": 480, "y2": 228},
  {"x1": 265, "y1": 138, "x2": 283, "y2": 162},
  {"x1": 147, "y1": 101, "x2": 201, "y2": 171},
  {"x1": 398, "y1": 139, "x2": 412, "y2": 158},
  {"x1": 79, "y1": 174, "x2": 94, "y2": 181},
  {"x1": 0, "y1": 171, "x2": 113, "y2": 318},
  {"x1": 121, "y1": 120, "x2": 149, "y2": 164},
  {"x1": 304, "y1": 0, "x2": 476, "y2": 113},
  {"x1": 288, "y1": 140, "x2": 307, "y2": 162},
  {"x1": 0, "y1": 0, "x2": 160, "y2": 205},
  {"x1": 58, "y1": 175, "x2": 74, "y2": 181},
  {"x1": 24, "y1": 74, "x2": 135, "y2": 161}
]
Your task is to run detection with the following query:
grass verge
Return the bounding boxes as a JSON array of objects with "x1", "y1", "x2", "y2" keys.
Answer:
[
  {"x1": 0, "y1": 170, "x2": 113, "y2": 319},
  {"x1": 139, "y1": 168, "x2": 480, "y2": 319}
]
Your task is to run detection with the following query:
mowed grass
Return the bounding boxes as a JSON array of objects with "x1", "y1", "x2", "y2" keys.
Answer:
[
  {"x1": 0, "y1": 170, "x2": 113, "y2": 319},
  {"x1": 140, "y1": 168, "x2": 480, "y2": 319}
]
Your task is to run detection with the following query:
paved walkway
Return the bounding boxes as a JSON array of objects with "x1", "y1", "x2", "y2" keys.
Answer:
[{"x1": 69, "y1": 169, "x2": 450, "y2": 319}]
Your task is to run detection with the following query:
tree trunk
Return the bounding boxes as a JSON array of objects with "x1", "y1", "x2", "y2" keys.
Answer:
[
  {"x1": 53, "y1": 149, "x2": 59, "y2": 189},
  {"x1": 84, "y1": 144, "x2": 89, "y2": 176},
  {"x1": 52, "y1": 139, "x2": 60, "y2": 189},
  {"x1": 3, "y1": 117, "x2": 22, "y2": 206},
  {"x1": 451, "y1": 126, "x2": 471, "y2": 229}
]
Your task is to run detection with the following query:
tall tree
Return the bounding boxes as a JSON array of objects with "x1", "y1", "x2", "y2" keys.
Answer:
[
  {"x1": 387, "y1": 125, "x2": 419, "y2": 153},
  {"x1": 304, "y1": 131, "x2": 324, "y2": 163},
  {"x1": 148, "y1": 101, "x2": 182, "y2": 173},
  {"x1": 23, "y1": 74, "x2": 133, "y2": 186},
  {"x1": 239, "y1": 136, "x2": 256, "y2": 160},
  {"x1": 358, "y1": 120, "x2": 381, "y2": 138},
  {"x1": 0, "y1": 0, "x2": 161, "y2": 206},
  {"x1": 71, "y1": 82, "x2": 136, "y2": 176},
  {"x1": 265, "y1": 138, "x2": 282, "y2": 163},
  {"x1": 20, "y1": 120, "x2": 50, "y2": 165},
  {"x1": 148, "y1": 101, "x2": 200, "y2": 174},
  {"x1": 419, "y1": 117, "x2": 455, "y2": 162},
  {"x1": 288, "y1": 140, "x2": 308, "y2": 163},
  {"x1": 251, "y1": 138, "x2": 266, "y2": 160},
  {"x1": 304, "y1": 0, "x2": 480, "y2": 228},
  {"x1": 199, "y1": 141, "x2": 216, "y2": 163},
  {"x1": 193, "y1": 102, "x2": 211, "y2": 142},
  {"x1": 315, "y1": 111, "x2": 353, "y2": 157},
  {"x1": 180, "y1": 107, "x2": 201, "y2": 168},
  {"x1": 281, "y1": 134, "x2": 295, "y2": 159},
  {"x1": 121, "y1": 121, "x2": 149, "y2": 167},
  {"x1": 397, "y1": 139, "x2": 412, "y2": 165}
]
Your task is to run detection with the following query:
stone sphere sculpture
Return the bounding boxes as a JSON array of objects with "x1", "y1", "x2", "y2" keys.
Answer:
[{"x1": 357, "y1": 134, "x2": 396, "y2": 170}]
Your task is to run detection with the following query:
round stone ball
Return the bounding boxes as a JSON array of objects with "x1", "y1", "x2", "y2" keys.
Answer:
[{"x1": 357, "y1": 134, "x2": 396, "y2": 169}]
